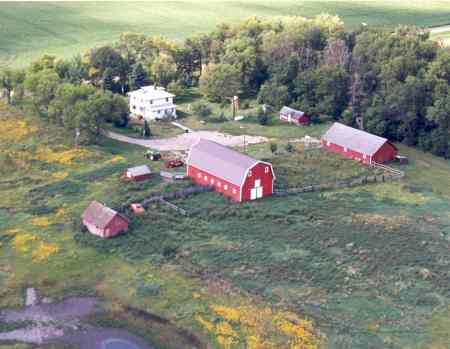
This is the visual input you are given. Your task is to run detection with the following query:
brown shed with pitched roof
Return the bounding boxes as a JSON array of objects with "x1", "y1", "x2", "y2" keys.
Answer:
[{"x1": 82, "y1": 201, "x2": 129, "y2": 238}]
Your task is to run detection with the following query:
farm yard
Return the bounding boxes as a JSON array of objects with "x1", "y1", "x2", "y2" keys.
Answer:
[
  {"x1": 1, "y1": 0, "x2": 450, "y2": 67},
  {"x1": 0, "y1": 101, "x2": 449, "y2": 349},
  {"x1": 1, "y1": 2, "x2": 450, "y2": 348}
]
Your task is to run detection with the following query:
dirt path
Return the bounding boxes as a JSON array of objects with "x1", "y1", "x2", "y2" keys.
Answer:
[{"x1": 101, "y1": 129, "x2": 267, "y2": 151}]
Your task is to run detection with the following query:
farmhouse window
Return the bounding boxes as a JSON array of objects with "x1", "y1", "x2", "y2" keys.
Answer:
[
  {"x1": 166, "y1": 98, "x2": 169, "y2": 102},
  {"x1": 224, "y1": 185, "x2": 228, "y2": 190},
  {"x1": 248, "y1": 170, "x2": 252, "y2": 177}
]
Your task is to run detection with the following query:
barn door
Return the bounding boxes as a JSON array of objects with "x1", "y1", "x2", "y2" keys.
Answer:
[{"x1": 251, "y1": 179, "x2": 263, "y2": 200}]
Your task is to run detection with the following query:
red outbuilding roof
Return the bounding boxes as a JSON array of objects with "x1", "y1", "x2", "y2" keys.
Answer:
[
  {"x1": 82, "y1": 201, "x2": 128, "y2": 229},
  {"x1": 187, "y1": 139, "x2": 267, "y2": 186},
  {"x1": 322, "y1": 122, "x2": 396, "y2": 156}
]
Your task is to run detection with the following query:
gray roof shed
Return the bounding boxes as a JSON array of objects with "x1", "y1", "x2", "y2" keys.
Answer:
[
  {"x1": 127, "y1": 165, "x2": 152, "y2": 177},
  {"x1": 322, "y1": 122, "x2": 390, "y2": 156}
]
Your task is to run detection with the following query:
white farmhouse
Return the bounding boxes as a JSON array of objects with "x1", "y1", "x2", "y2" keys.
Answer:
[{"x1": 128, "y1": 85, "x2": 177, "y2": 120}]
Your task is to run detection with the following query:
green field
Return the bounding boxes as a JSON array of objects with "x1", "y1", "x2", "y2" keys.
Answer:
[
  {"x1": 1, "y1": 101, "x2": 449, "y2": 349},
  {"x1": 1, "y1": 0, "x2": 450, "y2": 67}
]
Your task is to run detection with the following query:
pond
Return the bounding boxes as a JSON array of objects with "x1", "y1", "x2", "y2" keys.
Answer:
[{"x1": 101, "y1": 338, "x2": 142, "y2": 349}]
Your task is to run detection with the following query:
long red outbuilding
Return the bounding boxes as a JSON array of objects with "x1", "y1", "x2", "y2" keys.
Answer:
[
  {"x1": 321, "y1": 122, "x2": 397, "y2": 164},
  {"x1": 186, "y1": 139, "x2": 275, "y2": 202}
]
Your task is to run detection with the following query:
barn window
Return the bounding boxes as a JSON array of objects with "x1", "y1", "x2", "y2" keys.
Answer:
[
  {"x1": 204, "y1": 175, "x2": 208, "y2": 181},
  {"x1": 248, "y1": 170, "x2": 252, "y2": 177},
  {"x1": 197, "y1": 173, "x2": 201, "y2": 178},
  {"x1": 224, "y1": 184, "x2": 228, "y2": 190},
  {"x1": 217, "y1": 182, "x2": 221, "y2": 187},
  {"x1": 265, "y1": 166, "x2": 269, "y2": 174},
  {"x1": 327, "y1": 141, "x2": 330, "y2": 146},
  {"x1": 344, "y1": 147, "x2": 348, "y2": 152},
  {"x1": 210, "y1": 178, "x2": 214, "y2": 184},
  {"x1": 363, "y1": 154, "x2": 367, "y2": 159},
  {"x1": 232, "y1": 188, "x2": 237, "y2": 194}
]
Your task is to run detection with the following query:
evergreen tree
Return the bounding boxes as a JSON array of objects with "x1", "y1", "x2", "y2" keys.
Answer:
[
  {"x1": 102, "y1": 68, "x2": 114, "y2": 91},
  {"x1": 129, "y1": 63, "x2": 148, "y2": 90},
  {"x1": 143, "y1": 119, "x2": 151, "y2": 138}
]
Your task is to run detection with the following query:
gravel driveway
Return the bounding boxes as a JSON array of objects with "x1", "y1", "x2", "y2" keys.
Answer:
[{"x1": 101, "y1": 129, "x2": 268, "y2": 151}]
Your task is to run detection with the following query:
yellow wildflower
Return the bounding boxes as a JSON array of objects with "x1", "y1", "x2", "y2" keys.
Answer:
[
  {"x1": 196, "y1": 315, "x2": 215, "y2": 332},
  {"x1": 31, "y1": 242, "x2": 59, "y2": 262},
  {"x1": 12, "y1": 233, "x2": 38, "y2": 252},
  {"x1": 28, "y1": 216, "x2": 51, "y2": 227},
  {"x1": 51, "y1": 171, "x2": 69, "y2": 180}
]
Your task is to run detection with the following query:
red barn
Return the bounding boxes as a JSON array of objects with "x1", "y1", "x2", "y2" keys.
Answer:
[
  {"x1": 186, "y1": 139, "x2": 275, "y2": 202},
  {"x1": 280, "y1": 106, "x2": 309, "y2": 125},
  {"x1": 321, "y1": 122, "x2": 397, "y2": 164},
  {"x1": 82, "y1": 201, "x2": 129, "y2": 238},
  {"x1": 125, "y1": 165, "x2": 152, "y2": 181}
]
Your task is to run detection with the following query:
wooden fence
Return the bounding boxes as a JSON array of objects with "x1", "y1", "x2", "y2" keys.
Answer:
[
  {"x1": 274, "y1": 163, "x2": 405, "y2": 196},
  {"x1": 117, "y1": 185, "x2": 214, "y2": 214}
]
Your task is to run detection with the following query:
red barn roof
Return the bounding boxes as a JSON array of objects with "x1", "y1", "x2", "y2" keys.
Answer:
[
  {"x1": 187, "y1": 139, "x2": 263, "y2": 186},
  {"x1": 82, "y1": 201, "x2": 128, "y2": 229},
  {"x1": 322, "y1": 122, "x2": 395, "y2": 155}
]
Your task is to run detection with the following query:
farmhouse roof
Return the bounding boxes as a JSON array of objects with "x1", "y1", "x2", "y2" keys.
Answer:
[
  {"x1": 82, "y1": 201, "x2": 126, "y2": 229},
  {"x1": 127, "y1": 165, "x2": 151, "y2": 177},
  {"x1": 280, "y1": 106, "x2": 306, "y2": 118},
  {"x1": 128, "y1": 85, "x2": 175, "y2": 100},
  {"x1": 322, "y1": 122, "x2": 393, "y2": 155},
  {"x1": 187, "y1": 139, "x2": 260, "y2": 185}
]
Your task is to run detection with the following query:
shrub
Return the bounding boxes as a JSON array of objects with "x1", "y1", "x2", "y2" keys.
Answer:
[
  {"x1": 270, "y1": 142, "x2": 278, "y2": 154},
  {"x1": 192, "y1": 101, "x2": 212, "y2": 120},
  {"x1": 285, "y1": 143, "x2": 294, "y2": 152}
]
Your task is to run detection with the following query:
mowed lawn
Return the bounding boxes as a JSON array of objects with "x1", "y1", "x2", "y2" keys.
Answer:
[{"x1": 1, "y1": 0, "x2": 450, "y2": 67}]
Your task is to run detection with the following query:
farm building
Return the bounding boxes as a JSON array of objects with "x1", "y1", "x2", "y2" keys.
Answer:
[
  {"x1": 128, "y1": 85, "x2": 176, "y2": 120},
  {"x1": 125, "y1": 165, "x2": 152, "y2": 181},
  {"x1": 280, "y1": 106, "x2": 309, "y2": 125},
  {"x1": 82, "y1": 201, "x2": 129, "y2": 238},
  {"x1": 186, "y1": 139, "x2": 275, "y2": 202},
  {"x1": 321, "y1": 122, "x2": 398, "y2": 164}
]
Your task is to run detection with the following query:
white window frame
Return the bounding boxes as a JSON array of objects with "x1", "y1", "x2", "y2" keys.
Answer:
[
  {"x1": 204, "y1": 175, "x2": 208, "y2": 181},
  {"x1": 197, "y1": 173, "x2": 201, "y2": 178},
  {"x1": 248, "y1": 170, "x2": 252, "y2": 177},
  {"x1": 210, "y1": 178, "x2": 215, "y2": 184},
  {"x1": 264, "y1": 167, "x2": 269, "y2": 174},
  {"x1": 344, "y1": 147, "x2": 348, "y2": 152},
  {"x1": 224, "y1": 184, "x2": 228, "y2": 190},
  {"x1": 327, "y1": 141, "x2": 330, "y2": 146},
  {"x1": 232, "y1": 188, "x2": 237, "y2": 194},
  {"x1": 217, "y1": 182, "x2": 221, "y2": 187}
]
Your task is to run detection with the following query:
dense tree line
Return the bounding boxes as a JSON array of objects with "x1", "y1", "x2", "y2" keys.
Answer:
[{"x1": 0, "y1": 14, "x2": 449, "y2": 156}]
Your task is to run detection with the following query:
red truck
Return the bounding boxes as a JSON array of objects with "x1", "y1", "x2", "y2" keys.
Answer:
[{"x1": 164, "y1": 159, "x2": 184, "y2": 168}]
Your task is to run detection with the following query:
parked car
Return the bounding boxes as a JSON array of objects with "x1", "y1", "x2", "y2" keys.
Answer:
[{"x1": 164, "y1": 159, "x2": 184, "y2": 168}]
